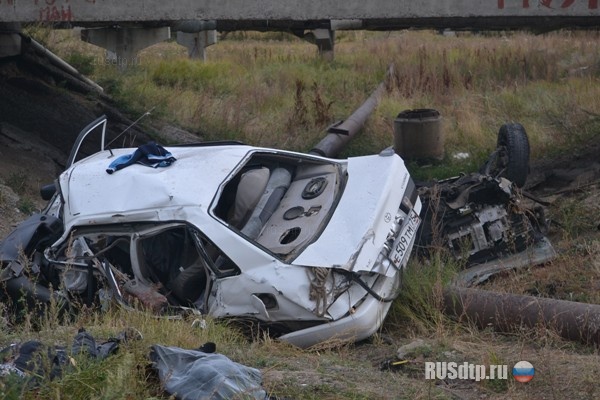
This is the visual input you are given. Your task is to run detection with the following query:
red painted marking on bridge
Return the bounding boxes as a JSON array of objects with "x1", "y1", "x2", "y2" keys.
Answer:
[
  {"x1": 544, "y1": 0, "x2": 597, "y2": 8},
  {"x1": 498, "y1": 0, "x2": 531, "y2": 9},
  {"x1": 38, "y1": 4, "x2": 72, "y2": 21}
]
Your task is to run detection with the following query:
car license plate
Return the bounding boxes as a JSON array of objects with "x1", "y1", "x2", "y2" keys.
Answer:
[{"x1": 390, "y1": 210, "x2": 421, "y2": 269}]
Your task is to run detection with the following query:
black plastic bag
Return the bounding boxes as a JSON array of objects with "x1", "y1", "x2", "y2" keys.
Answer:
[{"x1": 149, "y1": 344, "x2": 267, "y2": 400}]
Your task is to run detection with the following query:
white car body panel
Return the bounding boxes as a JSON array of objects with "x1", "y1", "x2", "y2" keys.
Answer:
[
  {"x1": 43, "y1": 140, "x2": 422, "y2": 348},
  {"x1": 294, "y1": 154, "x2": 412, "y2": 276},
  {"x1": 279, "y1": 272, "x2": 399, "y2": 348},
  {"x1": 60, "y1": 146, "x2": 251, "y2": 231}
]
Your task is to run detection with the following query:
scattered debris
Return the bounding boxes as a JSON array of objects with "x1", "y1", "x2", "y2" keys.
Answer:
[
  {"x1": 396, "y1": 339, "x2": 427, "y2": 359},
  {"x1": 150, "y1": 343, "x2": 267, "y2": 400},
  {"x1": 417, "y1": 123, "x2": 555, "y2": 285},
  {"x1": 0, "y1": 327, "x2": 139, "y2": 386},
  {"x1": 452, "y1": 152, "x2": 470, "y2": 160}
]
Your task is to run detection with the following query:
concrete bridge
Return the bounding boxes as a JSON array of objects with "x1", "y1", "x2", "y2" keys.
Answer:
[
  {"x1": 2, "y1": 0, "x2": 600, "y2": 61},
  {"x1": 1, "y1": 0, "x2": 599, "y2": 25}
]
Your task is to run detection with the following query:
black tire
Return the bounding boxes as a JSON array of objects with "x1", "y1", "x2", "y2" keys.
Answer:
[{"x1": 495, "y1": 123, "x2": 530, "y2": 188}]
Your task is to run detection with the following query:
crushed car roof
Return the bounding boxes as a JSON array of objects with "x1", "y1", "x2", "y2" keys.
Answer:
[{"x1": 61, "y1": 145, "x2": 252, "y2": 228}]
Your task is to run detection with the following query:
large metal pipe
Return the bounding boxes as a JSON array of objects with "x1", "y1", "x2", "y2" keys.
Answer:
[
  {"x1": 443, "y1": 286, "x2": 600, "y2": 347},
  {"x1": 309, "y1": 65, "x2": 393, "y2": 158},
  {"x1": 27, "y1": 36, "x2": 104, "y2": 93}
]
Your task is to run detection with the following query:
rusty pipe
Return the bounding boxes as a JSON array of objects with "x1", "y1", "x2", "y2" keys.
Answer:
[
  {"x1": 309, "y1": 64, "x2": 393, "y2": 158},
  {"x1": 443, "y1": 286, "x2": 600, "y2": 346}
]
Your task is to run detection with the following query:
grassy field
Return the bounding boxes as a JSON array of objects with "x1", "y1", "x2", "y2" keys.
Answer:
[
  {"x1": 2, "y1": 28, "x2": 600, "y2": 399},
  {"x1": 40, "y1": 28, "x2": 600, "y2": 178}
]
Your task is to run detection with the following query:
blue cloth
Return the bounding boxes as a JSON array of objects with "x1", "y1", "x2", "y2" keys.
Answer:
[{"x1": 106, "y1": 142, "x2": 176, "y2": 174}]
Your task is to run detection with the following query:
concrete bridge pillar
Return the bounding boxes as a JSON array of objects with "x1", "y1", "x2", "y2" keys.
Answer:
[
  {"x1": 176, "y1": 30, "x2": 217, "y2": 61},
  {"x1": 0, "y1": 23, "x2": 22, "y2": 58},
  {"x1": 312, "y1": 28, "x2": 335, "y2": 61},
  {"x1": 301, "y1": 28, "x2": 335, "y2": 60},
  {"x1": 81, "y1": 26, "x2": 170, "y2": 68},
  {"x1": 306, "y1": 21, "x2": 361, "y2": 60}
]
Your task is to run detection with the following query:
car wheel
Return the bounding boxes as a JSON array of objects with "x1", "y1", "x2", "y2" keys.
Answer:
[
  {"x1": 496, "y1": 123, "x2": 530, "y2": 188},
  {"x1": 480, "y1": 123, "x2": 530, "y2": 187}
]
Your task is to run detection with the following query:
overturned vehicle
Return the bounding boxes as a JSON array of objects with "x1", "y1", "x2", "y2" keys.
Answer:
[
  {"x1": 0, "y1": 117, "x2": 422, "y2": 348},
  {"x1": 415, "y1": 123, "x2": 555, "y2": 285}
]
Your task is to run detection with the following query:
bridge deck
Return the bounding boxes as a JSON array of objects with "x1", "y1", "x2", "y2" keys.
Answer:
[{"x1": 1, "y1": 1, "x2": 599, "y2": 29}]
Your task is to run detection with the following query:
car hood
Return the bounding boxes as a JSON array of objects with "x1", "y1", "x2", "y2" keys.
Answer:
[{"x1": 294, "y1": 153, "x2": 414, "y2": 275}]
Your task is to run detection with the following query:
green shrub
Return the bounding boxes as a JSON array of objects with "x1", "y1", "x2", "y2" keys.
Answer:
[{"x1": 66, "y1": 52, "x2": 96, "y2": 76}]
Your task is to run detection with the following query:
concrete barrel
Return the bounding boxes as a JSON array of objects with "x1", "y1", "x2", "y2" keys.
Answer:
[{"x1": 393, "y1": 109, "x2": 444, "y2": 161}]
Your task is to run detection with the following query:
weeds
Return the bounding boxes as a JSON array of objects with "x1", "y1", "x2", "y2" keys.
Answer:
[
  {"x1": 151, "y1": 59, "x2": 229, "y2": 91},
  {"x1": 17, "y1": 198, "x2": 36, "y2": 215},
  {"x1": 387, "y1": 252, "x2": 460, "y2": 337},
  {"x1": 66, "y1": 52, "x2": 96, "y2": 76},
  {"x1": 311, "y1": 82, "x2": 334, "y2": 125},
  {"x1": 287, "y1": 79, "x2": 309, "y2": 129},
  {"x1": 286, "y1": 80, "x2": 334, "y2": 134},
  {"x1": 551, "y1": 196, "x2": 597, "y2": 239},
  {"x1": 21, "y1": 24, "x2": 53, "y2": 46},
  {"x1": 37, "y1": 29, "x2": 600, "y2": 162},
  {"x1": 483, "y1": 351, "x2": 509, "y2": 393},
  {"x1": 0, "y1": 373, "x2": 28, "y2": 400},
  {"x1": 5, "y1": 172, "x2": 28, "y2": 196}
]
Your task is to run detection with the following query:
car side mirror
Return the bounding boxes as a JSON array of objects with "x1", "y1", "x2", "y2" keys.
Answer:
[{"x1": 40, "y1": 183, "x2": 57, "y2": 201}]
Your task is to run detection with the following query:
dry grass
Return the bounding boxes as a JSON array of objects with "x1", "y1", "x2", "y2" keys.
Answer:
[
  {"x1": 42, "y1": 29, "x2": 600, "y2": 170},
  {"x1": 2, "y1": 28, "x2": 599, "y2": 399}
]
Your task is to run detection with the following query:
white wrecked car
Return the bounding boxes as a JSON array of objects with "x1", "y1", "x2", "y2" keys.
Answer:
[{"x1": 0, "y1": 116, "x2": 421, "y2": 348}]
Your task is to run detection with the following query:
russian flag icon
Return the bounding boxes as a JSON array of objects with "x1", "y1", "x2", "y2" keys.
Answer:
[{"x1": 513, "y1": 361, "x2": 535, "y2": 383}]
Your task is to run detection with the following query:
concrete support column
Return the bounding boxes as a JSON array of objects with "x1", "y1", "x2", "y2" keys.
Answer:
[
  {"x1": 176, "y1": 30, "x2": 217, "y2": 61},
  {"x1": 300, "y1": 22, "x2": 359, "y2": 61},
  {"x1": 301, "y1": 27, "x2": 336, "y2": 61},
  {"x1": 0, "y1": 23, "x2": 22, "y2": 58},
  {"x1": 81, "y1": 26, "x2": 170, "y2": 68},
  {"x1": 312, "y1": 28, "x2": 335, "y2": 61}
]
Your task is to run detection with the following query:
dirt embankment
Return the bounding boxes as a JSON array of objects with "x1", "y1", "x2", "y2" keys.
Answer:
[
  {"x1": 525, "y1": 133, "x2": 600, "y2": 242},
  {"x1": 0, "y1": 38, "x2": 198, "y2": 236}
]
